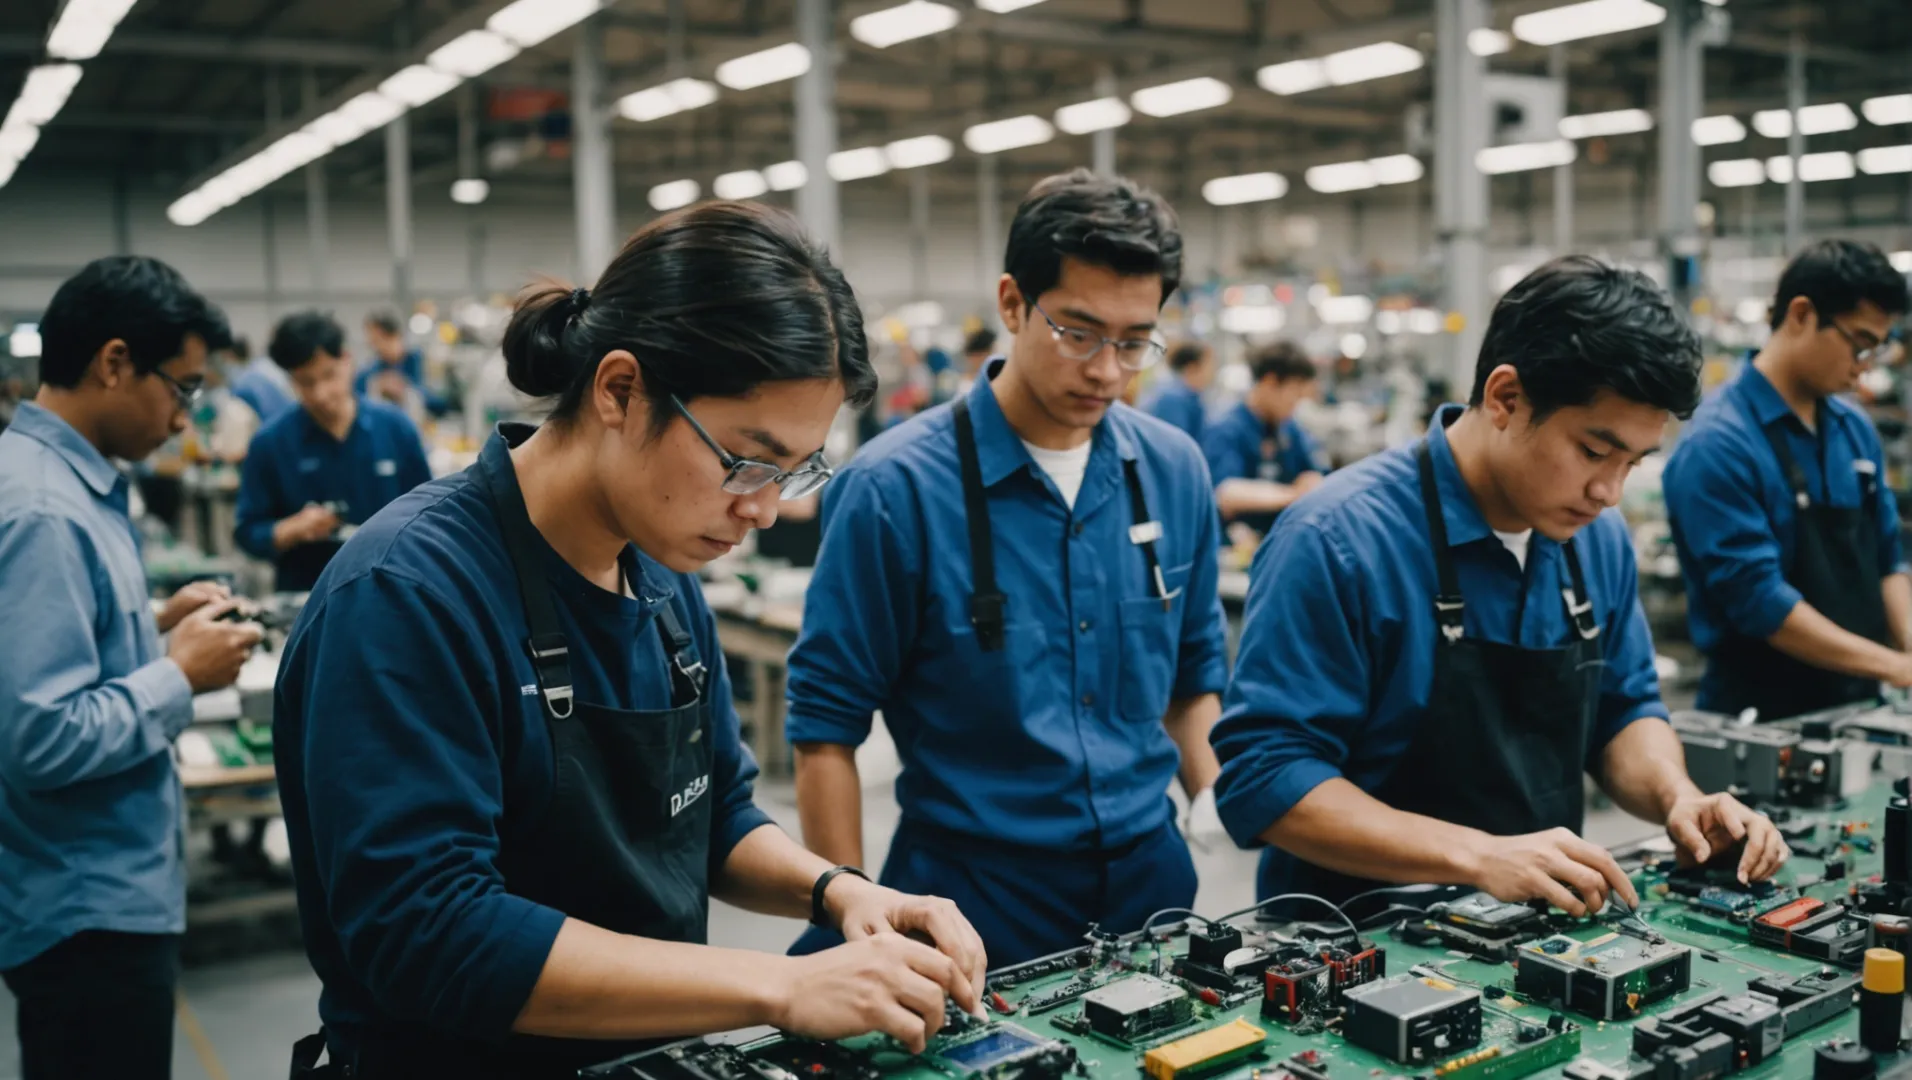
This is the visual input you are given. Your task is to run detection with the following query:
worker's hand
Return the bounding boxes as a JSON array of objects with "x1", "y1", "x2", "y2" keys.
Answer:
[
  {"x1": 1884, "y1": 653, "x2": 1912, "y2": 689},
  {"x1": 273, "y1": 504, "x2": 340, "y2": 550},
  {"x1": 373, "y1": 371, "x2": 409, "y2": 404},
  {"x1": 825, "y1": 876, "x2": 986, "y2": 1014},
  {"x1": 1465, "y1": 827, "x2": 1640, "y2": 917},
  {"x1": 773, "y1": 933, "x2": 974, "y2": 1054},
  {"x1": 1295, "y1": 472, "x2": 1325, "y2": 495},
  {"x1": 156, "y1": 580, "x2": 231, "y2": 633},
  {"x1": 1665, "y1": 792, "x2": 1789, "y2": 883},
  {"x1": 167, "y1": 599, "x2": 263, "y2": 692}
]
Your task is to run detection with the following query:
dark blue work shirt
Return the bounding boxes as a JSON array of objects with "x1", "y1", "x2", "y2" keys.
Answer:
[
  {"x1": 786, "y1": 365, "x2": 1230, "y2": 851},
  {"x1": 1202, "y1": 402, "x2": 1329, "y2": 489},
  {"x1": 356, "y1": 350, "x2": 447, "y2": 415},
  {"x1": 1663, "y1": 364, "x2": 1903, "y2": 692},
  {"x1": 273, "y1": 442, "x2": 774, "y2": 1048},
  {"x1": 1140, "y1": 374, "x2": 1206, "y2": 443},
  {"x1": 234, "y1": 399, "x2": 432, "y2": 591},
  {"x1": 1211, "y1": 406, "x2": 1666, "y2": 895}
]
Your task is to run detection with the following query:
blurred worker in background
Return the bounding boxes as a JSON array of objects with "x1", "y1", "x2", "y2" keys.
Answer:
[
  {"x1": 235, "y1": 311, "x2": 432, "y2": 593},
  {"x1": 227, "y1": 333, "x2": 296, "y2": 425},
  {"x1": 1664, "y1": 240, "x2": 1912, "y2": 721},
  {"x1": 959, "y1": 327, "x2": 997, "y2": 392},
  {"x1": 357, "y1": 310, "x2": 446, "y2": 416},
  {"x1": 787, "y1": 169, "x2": 1230, "y2": 967},
  {"x1": 0, "y1": 255, "x2": 262, "y2": 1080},
  {"x1": 1140, "y1": 340, "x2": 1214, "y2": 443},
  {"x1": 1213, "y1": 256, "x2": 1788, "y2": 915},
  {"x1": 1202, "y1": 341, "x2": 1329, "y2": 540}
]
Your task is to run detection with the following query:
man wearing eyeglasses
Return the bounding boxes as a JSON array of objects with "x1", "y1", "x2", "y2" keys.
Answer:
[
  {"x1": 1664, "y1": 240, "x2": 1912, "y2": 721},
  {"x1": 784, "y1": 169, "x2": 1230, "y2": 967},
  {"x1": 0, "y1": 256, "x2": 263, "y2": 1080}
]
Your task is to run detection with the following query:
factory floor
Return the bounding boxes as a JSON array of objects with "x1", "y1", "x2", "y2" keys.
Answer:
[{"x1": 0, "y1": 731, "x2": 1664, "y2": 1080}]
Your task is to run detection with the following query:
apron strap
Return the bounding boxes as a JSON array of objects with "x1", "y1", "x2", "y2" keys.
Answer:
[
  {"x1": 650, "y1": 589, "x2": 707, "y2": 706},
  {"x1": 953, "y1": 398, "x2": 1008, "y2": 652},
  {"x1": 474, "y1": 438, "x2": 576, "y2": 721},
  {"x1": 1415, "y1": 440, "x2": 1467, "y2": 644},
  {"x1": 1559, "y1": 537, "x2": 1600, "y2": 641},
  {"x1": 1122, "y1": 459, "x2": 1181, "y2": 611}
]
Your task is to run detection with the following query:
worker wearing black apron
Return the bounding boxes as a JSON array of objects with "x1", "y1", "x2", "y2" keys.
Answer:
[
  {"x1": 274, "y1": 202, "x2": 985, "y2": 1080},
  {"x1": 1210, "y1": 256, "x2": 1790, "y2": 912},
  {"x1": 1664, "y1": 240, "x2": 1912, "y2": 722}
]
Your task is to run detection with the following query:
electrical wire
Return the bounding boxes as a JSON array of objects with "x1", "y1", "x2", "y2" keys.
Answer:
[
  {"x1": 1141, "y1": 907, "x2": 1214, "y2": 936},
  {"x1": 1219, "y1": 893, "x2": 1358, "y2": 935}
]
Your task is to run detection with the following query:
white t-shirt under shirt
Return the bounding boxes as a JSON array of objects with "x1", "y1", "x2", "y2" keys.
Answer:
[
  {"x1": 1022, "y1": 439, "x2": 1094, "y2": 509},
  {"x1": 1494, "y1": 528, "x2": 1534, "y2": 570}
]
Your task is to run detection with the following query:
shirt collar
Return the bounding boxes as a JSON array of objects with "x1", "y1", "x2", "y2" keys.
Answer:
[
  {"x1": 962, "y1": 357, "x2": 1135, "y2": 488},
  {"x1": 1731, "y1": 363, "x2": 1799, "y2": 428},
  {"x1": 9, "y1": 401, "x2": 124, "y2": 498},
  {"x1": 1426, "y1": 403, "x2": 1494, "y2": 548},
  {"x1": 298, "y1": 397, "x2": 372, "y2": 444},
  {"x1": 1229, "y1": 401, "x2": 1274, "y2": 437}
]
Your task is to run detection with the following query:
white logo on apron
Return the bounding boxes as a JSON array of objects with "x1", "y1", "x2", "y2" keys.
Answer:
[{"x1": 671, "y1": 775, "x2": 710, "y2": 817}]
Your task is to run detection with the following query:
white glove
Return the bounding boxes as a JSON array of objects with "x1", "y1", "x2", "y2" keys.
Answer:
[{"x1": 1181, "y1": 786, "x2": 1230, "y2": 852}]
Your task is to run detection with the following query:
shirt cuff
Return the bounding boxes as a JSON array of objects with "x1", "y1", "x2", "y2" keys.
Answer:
[
  {"x1": 1214, "y1": 757, "x2": 1343, "y2": 850},
  {"x1": 128, "y1": 658, "x2": 196, "y2": 741},
  {"x1": 1735, "y1": 581, "x2": 1804, "y2": 641},
  {"x1": 712, "y1": 808, "x2": 777, "y2": 874},
  {"x1": 1173, "y1": 653, "x2": 1228, "y2": 701},
  {"x1": 459, "y1": 900, "x2": 567, "y2": 1040},
  {"x1": 783, "y1": 708, "x2": 872, "y2": 748},
  {"x1": 1590, "y1": 701, "x2": 1670, "y2": 760}
]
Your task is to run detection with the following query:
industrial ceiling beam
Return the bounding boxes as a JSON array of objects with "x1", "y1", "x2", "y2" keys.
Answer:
[{"x1": 0, "y1": 30, "x2": 394, "y2": 66}]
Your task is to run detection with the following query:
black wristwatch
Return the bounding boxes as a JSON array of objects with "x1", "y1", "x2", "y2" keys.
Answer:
[{"x1": 810, "y1": 865, "x2": 872, "y2": 929}]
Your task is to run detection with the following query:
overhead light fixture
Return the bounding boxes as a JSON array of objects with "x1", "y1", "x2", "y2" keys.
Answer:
[
  {"x1": 1858, "y1": 145, "x2": 1912, "y2": 176},
  {"x1": 975, "y1": 0, "x2": 1047, "y2": 10},
  {"x1": 0, "y1": 157, "x2": 16, "y2": 189},
  {"x1": 46, "y1": 0, "x2": 139, "y2": 61},
  {"x1": 1691, "y1": 114, "x2": 1746, "y2": 146},
  {"x1": 451, "y1": 178, "x2": 490, "y2": 204},
  {"x1": 0, "y1": 125, "x2": 40, "y2": 161},
  {"x1": 1469, "y1": 28, "x2": 1513, "y2": 56},
  {"x1": 764, "y1": 160, "x2": 808, "y2": 191},
  {"x1": 1476, "y1": 139, "x2": 1576, "y2": 174},
  {"x1": 963, "y1": 114, "x2": 1055, "y2": 153},
  {"x1": 1765, "y1": 151, "x2": 1854, "y2": 183},
  {"x1": 1322, "y1": 42, "x2": 1423, "y2": 86},
  {"x1": 714, "y1": 169, "x2": 769, "y2": 199},
  {"x1": 716, "y1": 43, "x2": 811, "y2": 90},
  {"x1": 1316, "y1": 295, "x2": 1375, "y2": 324},
  {"x1": 648, "y1": 178, "x2": 701, "y2": 211},
  {"x1": 4, "y1": 64, "x2": 83, "y2": 130},
  {"x1": 1752, "y1": 103, "x2": 1858, "y2": 138},
  {"x1": 1367, "y1": 153, "x2": 1424, "y2": 184},
  {"x1": 1130, "y1": 77, "x2": 1232, "y2": 118},
  {"x1": 1202, "y1": 172, "x2": 1288, "y2": 206},
  {"x1": 1892, "y1": 251, "x2": 1912, "y2": 273},
  {"x1": 259, "y1": 130, "x2": 328, "y2": 174},
  {"x1": 1257, "y1": 59, "x2": 1329, "y2": 96},
  {"x1": 1864, "y1": 94, "x2": 1912, "y2": 127},
  {"x1": 617, "y1": 77, "x2": 719, "y2": 122},
  {"x1": 1559, "y1": 108, "x2": 1653, "y2": 139},
  {"x1": 850, "y1": 1, "x2": 960, "y2": 48},
  {"x1": 1219, "y1": 305, "x2": 1285, "y2": 336},
  {"x1": 885, "y1": 134, "x2": 953, "y2": 169},
  {"x1": 1511, "y1": 0, "x2": 1665, "y2": 46},
  {"x1": 1305, "y1": 159, "x2": 1377, "y2": 193},
  {"x1": 428, "y1": 29, "x2": 521, "y2": 78},
  {"x1": 487, "y1": 0, "x2": 604, "y2": 49},
  {"x1": 380, "y1": 65, "x2": 461, "y2": 108},
  {"x1": 1054, "y1": 97, "x2": 1131, "y2": 135},
  {"x1": 828, "y1": 146, "x2": 891, "y2": 182}
]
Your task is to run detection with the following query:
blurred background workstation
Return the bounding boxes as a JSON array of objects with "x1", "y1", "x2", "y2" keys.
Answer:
[{"x1": 0, "y1": 0, "x2": 1910, "y2": 1075}]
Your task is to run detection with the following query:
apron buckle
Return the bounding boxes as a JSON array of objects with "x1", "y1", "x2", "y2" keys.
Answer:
[
  {"x1": 1434, "y1": 598, "x2": 1466, "y2": 643},
  {"x1": 1129, "y1": 520, "x2": 1163, "y2": 545},
  {"x1": 1561, "y1": 589, "x2": 1601, "y2": 641},
  {"x1": 542, "y1": 682, "x2": 575, "y2": 719}
]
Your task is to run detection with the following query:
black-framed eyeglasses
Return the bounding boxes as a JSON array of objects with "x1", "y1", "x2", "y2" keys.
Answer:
[
  {"x1": 670, "y1": 395, "x2": 834, "y2": 500},
  {"x1": 152, "y1": 369, "x2": 204, "y2": 411},
  {"x1": 1826, "y1": 321, "x2": 1897, "y2": 366},
  {"x1": 1029, "y1": 300, "x2": 1166, "y2": 372}
]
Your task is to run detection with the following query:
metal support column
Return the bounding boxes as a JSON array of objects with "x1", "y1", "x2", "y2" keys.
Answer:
[
  {"x1": 1657, "y1": 0, "x2": 1704, "y2": 308},
  {"x1": 910, "y1": 168, "x2": 931, "y2": 301},
  {"x1": 385, "y1": 114, "x2": 413, "y2": 319},
  {"x1": 573, "y1": 14, "x2": 617, "y2": 282},
  {"x1": 794, "y1": 0, "x2": 840, "y2": 255},
  {"x1": 459, "y1": 83, "x2": 485, "y2": 298},
  {"x1": 303, "y1": 69, "x2": 329, "y2": 300},
  {"x1": 1435, "y1": 0, "x2": 1489, "y2": 390},
  {"x1": 1784, "y1": 31, "x2": 1806, "y2": 254},
  {"x1": 1092, "y1": 68, "x2": 1117, "y2": 176},
  {"x1": 1550, "y1": 47, "x2": 1574, "y2": 256},
  {"x1": 978, "y1": 152, "x2": 1001, "y2": 300}
]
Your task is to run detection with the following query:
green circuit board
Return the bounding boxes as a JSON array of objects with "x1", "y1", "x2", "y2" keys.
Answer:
[{"x1": 592, "y1": 779, "x2": 1912, "y2": 1080}]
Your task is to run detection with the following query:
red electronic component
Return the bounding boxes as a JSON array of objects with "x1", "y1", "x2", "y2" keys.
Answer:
[
  {"x1": 1199, "y1": 989, "x2": 1222, "y2": 1006},
  {"x1": 1322, "y1": 947, "x2": 1383, "y2": 999},
  {"x1": 1758, "y1": 898, "x2": 1825, "y2": 930},
  {"x1": 988, "y1": 992, "x2": 1011, "y2": 1014}
]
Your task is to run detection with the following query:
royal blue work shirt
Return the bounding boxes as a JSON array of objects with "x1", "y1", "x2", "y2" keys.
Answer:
[
  {"x1": 234, "y1": 398, "x2": 432, "y2": 591},
  {"x1": 786, "y1": 363, "x2": 1230, "y2": 851},
  {"x1": 1202, "y1": 402, "x2": 1330, "y2": 490},
  {"x1": 1663, "y1": 364, "x2": 1903, "y2": 703},
  {"x1": 274, "y1": 430, "x2": 774, "y2": 1049},
  {"x1": 1140, "y1": 374, "x2": 1206, "y2": 443},
  {"x1": 0, "y1": 403, "x2": 195, "y2": 970},
  {"x1": 1211, "y1": 406, "x2": 1667, "y2": 897}
]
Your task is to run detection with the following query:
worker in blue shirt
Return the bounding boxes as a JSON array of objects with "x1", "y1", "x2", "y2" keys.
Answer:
[
  {"x1": 276, "y1": 203, "x2": 985, "y2": 1080},
  {"x1": 227, "y1": 335, "x2": 297, "y2": 424},
  {"x1": 1201, "y1": 341, "x2": 1329, "y2": 540},
  {"x1": 1140, "y1": 340, "x2": 1214, "y2": 441},
  {"x1": 786, "y1": 169, "x2": 1230, "y2": 967},
  {"x1": 1212, "y1": 257, "x2": 1789, "y2": 915},
  {"x1": 0, "y1": 256, "x2": 261, "y2": 1080},
  {"x1": 235, "y1": 312, "x2": 433, "y2": 593},
  {"x1": 1664, "y1": 241, "x2": 1912, "y2": 720},
  {"x1": 357, "y1": 309, "x2": 446, "y2": 415}
]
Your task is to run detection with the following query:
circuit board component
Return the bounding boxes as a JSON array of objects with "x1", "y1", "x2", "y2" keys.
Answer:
[{"x1": 1140, "y1": 1018, "x2": 1267, "y2": 1080}]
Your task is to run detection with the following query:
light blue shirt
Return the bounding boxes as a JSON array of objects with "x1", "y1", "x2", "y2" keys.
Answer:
[{"x1": 0, "y1": 403, "x2": 194, "y2": 969}]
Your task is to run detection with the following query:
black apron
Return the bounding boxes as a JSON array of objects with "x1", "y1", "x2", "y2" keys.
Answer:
[
  {"x1": 1283, "y1": 440, "x2": 1604, "y2": 905},
  {"x1": 292, "y1": 430, "x2": 715, "y2": 1080},
  {"x1": 1706, "y1": 400, "x2": 1891, "y2": 721}
]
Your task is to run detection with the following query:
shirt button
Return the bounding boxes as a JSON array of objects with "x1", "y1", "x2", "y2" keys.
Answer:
[
  {"x1": 1081, "y1": 692, "x2": 1095, "y2": 706},
  {"x1": 1072, "y1": 522, "x2": 1085, "y2": 537},
  {"x1": 1079, "y1": 619, "x2": 1093, "y2": 632}
]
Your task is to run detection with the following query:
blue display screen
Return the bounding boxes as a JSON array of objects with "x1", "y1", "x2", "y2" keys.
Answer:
[{"x1": 939, "y1": 1029, "x2": 1044, "y2": 1068}]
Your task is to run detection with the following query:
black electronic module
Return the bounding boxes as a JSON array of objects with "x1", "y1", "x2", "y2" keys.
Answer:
[
  {"x1": 1079, "y1": 976, "x2": 1194, "y2": 1042},
  {"x1": 1514, "y1": 933, "x2": 1693, "y2": 1020},
  {"x1": 1340, "y1": 974, "x2": 1482, "y2": 1065}
]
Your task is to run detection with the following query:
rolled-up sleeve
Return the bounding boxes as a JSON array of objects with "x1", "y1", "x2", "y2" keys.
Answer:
[
  {"x1": 0, "y1": 512, "x2": 192, "y2": 792},
  {"x1": 684, "y1": 588, "x2": 776, "y2": 872},
  {"x1": 1211, "y1": 521, "x2": 1369, "y2": 848},
  {"x1": 292, "y1": 571, "x2": 564, "y2": 1040},
  {"x1": 785, "y1": 468, "x2": 922, "y2": 748},
  {"x1": 1173, "y1": 455, "x2": 1229, "y2": 699},
  {"x1": 234, "y1": 434, "x2": 283, "y2": 560},
  {"x1": 1664, "y1": 431, "x2": 1802, "y2": 640},
  {"x1": 1590, "y1": 519, "x2": 1668, "y2": 756}
]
